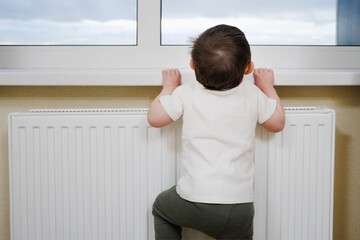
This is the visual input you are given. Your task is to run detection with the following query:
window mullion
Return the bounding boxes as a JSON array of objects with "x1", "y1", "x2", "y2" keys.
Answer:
[{"x1": 137, "y1": 0, "x2": 161, "y2": 49}]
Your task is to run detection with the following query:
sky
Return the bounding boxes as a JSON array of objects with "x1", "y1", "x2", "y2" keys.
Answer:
[
  {"x1": 0, "y1": 0, "x2": 337, "y2": 45},
  {"x1": 161, "y1": 0, "x2": 337, "y2": 45},
  {"x1": 0, "y1": 0, "x2": 136, "y2": 21},
  {"x1": 0, "y1": 0, "x2": 137, "y2": 44}
]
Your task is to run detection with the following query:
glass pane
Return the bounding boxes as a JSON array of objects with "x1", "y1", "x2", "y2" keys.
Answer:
[
  {"x1": 0, "y1": 0, "x2": 137, "y2": 45},
  {"x1": 338, "y1": 0, "x2": 360, "y2": 45},
  {"x1": 161, "y1": 0, "x2": 337, "y2": 45}
]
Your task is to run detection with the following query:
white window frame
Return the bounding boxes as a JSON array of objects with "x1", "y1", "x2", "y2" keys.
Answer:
[{"x1": 0, "y1": 0, "x2": 359, "y2": 86}]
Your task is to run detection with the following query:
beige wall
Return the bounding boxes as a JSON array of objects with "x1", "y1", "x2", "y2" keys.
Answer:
[{"x1": 0, "y1": 86, "x2": 359, "y2": 240}]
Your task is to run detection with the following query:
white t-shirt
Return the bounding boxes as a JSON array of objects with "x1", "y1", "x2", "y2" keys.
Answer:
[{"x1": 159, "y1": 79, "x2": 277, "y2": 204}]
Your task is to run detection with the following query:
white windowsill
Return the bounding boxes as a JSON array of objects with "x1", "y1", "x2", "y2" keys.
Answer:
[{"x1": 0, "y1": 68, "x2": 359, "y2": 86}]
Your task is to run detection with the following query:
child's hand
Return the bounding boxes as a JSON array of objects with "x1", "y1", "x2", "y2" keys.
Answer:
[
  {"x1": 253, "y1": 68, "x2": 274, "y2": 92},
  {"x1": 147, "y1": 69, "x2": 181, "y2": 128},
  {"x1": 162, "y1": 69, "x2": 181, "y2": 90}
]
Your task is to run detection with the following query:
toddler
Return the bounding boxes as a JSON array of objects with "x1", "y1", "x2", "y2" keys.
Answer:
[{"x1": 147, "y1": 24, "x2": 285, "y2": 240}]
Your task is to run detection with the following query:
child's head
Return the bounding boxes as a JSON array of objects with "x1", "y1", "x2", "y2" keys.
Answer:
[{"x1": 191, "y1": 24, "x2": 253, "y2": 91}]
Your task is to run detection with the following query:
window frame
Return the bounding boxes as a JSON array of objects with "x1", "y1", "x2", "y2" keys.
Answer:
[{"x1": 0, "y1": 0, "x2": 359, "y2": 86}]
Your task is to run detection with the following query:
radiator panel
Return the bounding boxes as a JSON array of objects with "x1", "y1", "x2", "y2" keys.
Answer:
[
  {"x1": 8, "y1": 108, "x2": 335, "y2": 240},
  {"x1": 253, "y1": 112, "x2": 334, "y2": 240}
]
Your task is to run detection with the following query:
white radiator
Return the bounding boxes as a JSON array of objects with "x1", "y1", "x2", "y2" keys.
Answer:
[{"x1": 8, "y1": 107, "x2": 335, "y2": 240}]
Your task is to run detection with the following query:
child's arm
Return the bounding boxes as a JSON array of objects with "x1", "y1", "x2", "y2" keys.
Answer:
[
  {"x1": 254, "y1": 68, "x2": 285, "y2": 133},
  {"x1": 147, "y1": 69, "x2": 181, "y2": 128}
]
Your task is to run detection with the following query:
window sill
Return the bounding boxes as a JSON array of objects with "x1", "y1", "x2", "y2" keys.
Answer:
[{"x1": 0, "y1": 68, "x2": 359, "y2": 86}]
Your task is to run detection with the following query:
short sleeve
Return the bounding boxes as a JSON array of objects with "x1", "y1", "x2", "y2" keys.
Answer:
[
  {"x1": 159, "y1": 85, "x2": 185, "y2": 121},
  {"x1": 256, "y1": 87, "x2": 277, "y2": 124}
]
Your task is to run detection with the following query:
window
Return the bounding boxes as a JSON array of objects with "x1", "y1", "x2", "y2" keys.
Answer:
[
  {"x1": 0, "y1": 0, "x2": 359, "y2": 86},
  {"x1": 162, "y1": 0, "x2": 359, "y2": 46},
  {"x1": 0, "y1": 0, "x2": 137, "y2": 45}
]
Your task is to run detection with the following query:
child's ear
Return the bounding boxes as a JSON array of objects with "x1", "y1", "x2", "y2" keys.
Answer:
[
  {"x1": 190, "y1": 59, "x2": 195, "y2": 70},
  {"x1": 244, "y1": 61, "x2": 254, "y2": 75}
]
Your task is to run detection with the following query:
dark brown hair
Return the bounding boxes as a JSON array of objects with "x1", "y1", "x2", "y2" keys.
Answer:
[{"x1": 191, "y1": 24, "x2": 251, "y2": 91}]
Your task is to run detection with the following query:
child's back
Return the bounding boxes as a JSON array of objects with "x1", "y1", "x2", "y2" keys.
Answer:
[
  {"x1": 161, "y1": 78, "x2": 277, "y2": 204},
  {"x1": 148, "y1": 24, "x2": 285, "y2": 240}
]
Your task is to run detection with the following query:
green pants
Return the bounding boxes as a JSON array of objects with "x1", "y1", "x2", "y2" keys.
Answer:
[{"x1": 152, "y1": 186, "x2": 254, "y2": 240}]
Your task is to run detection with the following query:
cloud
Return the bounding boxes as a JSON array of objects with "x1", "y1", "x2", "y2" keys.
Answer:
[
  {"x1": 0, "y1": 0, "x2": 136, "y2": 21},
  {"x1": 161, "y1": 0, "x2": 337, "y2": 45},
  {"x1": 0, "y1": 19, "x2": 136, "y2": 45},
  {"x1": 162, "y1": 0, "x2": 336, "y2": 19},
  {"x1": 0, "y1": 0, "x2": 337, "y2": 45},
  {"x1": 162, "y1": 13, "x2": 336, "y2": 45}
]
